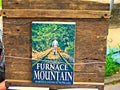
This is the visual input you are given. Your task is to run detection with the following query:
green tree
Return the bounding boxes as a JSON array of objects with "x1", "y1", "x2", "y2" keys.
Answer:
[{"x1": 32, "y1": 23, "x2": 75, "y2": 57}]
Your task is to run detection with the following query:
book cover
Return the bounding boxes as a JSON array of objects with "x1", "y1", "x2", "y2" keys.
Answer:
[{"x1": 32, "y1": 21, "x2": 76, "y2": 85}]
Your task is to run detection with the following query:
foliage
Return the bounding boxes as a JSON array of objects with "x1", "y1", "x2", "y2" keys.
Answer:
[
  {"x1": 32, "y1": 22, "x2": 75, "y2": 57},
  {"x1": 0, "y1": 0, "x2": 2, "y2": 8},
  {"x1": 105, "y1": 49, "x2": 120, "y2": 78}
]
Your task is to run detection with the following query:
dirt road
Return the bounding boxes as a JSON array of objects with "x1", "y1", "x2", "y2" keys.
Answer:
[{"x1": 107, "y1": 28, "x2": 120, "y2": 48}]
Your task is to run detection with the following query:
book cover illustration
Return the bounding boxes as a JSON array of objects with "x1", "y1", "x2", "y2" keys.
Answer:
[{"x1": 32, "y1": 22, "x2": 76, "y2": 85}]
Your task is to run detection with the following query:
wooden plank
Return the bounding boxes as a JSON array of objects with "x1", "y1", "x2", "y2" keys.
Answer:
[
  {"x1": 5, "y1": 79, "x2": 104, "y2": 85},
  {"x1": 3, "y1": 18, "x2": 108, "y2": 62},
  {"x1": 3, "y1": 33, "x2": 106, "y2": 60},
  {"x1": 75, "y1": 19, "x2": 108, "y2": 62},
  {"x1": 5, "y1": 59, "x2": 105, "y2": 73},
  {"x1": 5, "y1": 80, "x2": 104, "y2": 90},
  {"x1": 5, "y1": 71, "x2": 104, "y2": 82},
  {"x1": 75, "y1": 62, "x2": 105, "y2": 73},
  {"x1": 5, "y1": 57, "x2": 105, "y2": 82},
  {"x1": 2, "y1": 0, "x2": 109, "y2": 89},
  {"x1": 74, "y1": 82, "x2": 104, "y2": 85},
  {"x1": 74, "y1": 72, "x2": 104, "y2": 82},
  {"x1": 3, "y1": 0, "x2": 110, "y2": 4},
  {"x1": 5, "y1": 79, "x2": 104, "y2": 89},
  {"x1": 3, "y1": 18, "x2": 108, "y2": 36},
  {"x1": 3, "y1": 18, "x2": 108, "y2": 87},
  {"x1": 5, "y1": 72, "x2": 32, "y2": 80},
  {"x1": 3, "y1": 32, "x2": 108, "y2": 61},
  {"x1": 3, "y1": 35, "x2": 31, "y2": 57},
  {"x1": 3, "y1": 0, "x2": 109, "y2": 10},
  {"x1": 5, "y1": 62, "x2": 32, "y2": 72},
  {"x1": 1, "y1": 9, "x2": 111, "y2": 19},
  {"x1": 6, "y1": 79, "x2": 31, "y2": 83},
  {"x1": 5, "y1": 72, "x2": 104, "y2": 82}
]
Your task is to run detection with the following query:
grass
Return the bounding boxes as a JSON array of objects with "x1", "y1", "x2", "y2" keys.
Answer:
[
  {"x1": 105, "y1": 3, "x2": 120, "y2": 78},
  {"x1": 105, "y1": 49, "x2": 120, "y2": 78}
]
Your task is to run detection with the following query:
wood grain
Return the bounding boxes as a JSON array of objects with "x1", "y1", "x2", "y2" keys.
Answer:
[
  {"x1": 3, "y1": 0, "x2": 109, "y2": 10},
  {"x1": 3, "y1": 0, "x2": 109, "y2": 88},
  {"x1": 3, "y1": 19, "x2": 108, "y2": 61},
  {"x1": 5, "y1": 59, "x2": 105, "y2": 73},
  {"x1": 3, "y1": 18, "x2": 108, "y2": 84},
  {"x1": 1, "y1": 9, "x2": 111, "y2": 19},
  {"x1": 5, "y1": 57, "x2": 105, "y2": 82},
  {"x1": 5, "y1": 80, "x2": 104, "y2": 90}
]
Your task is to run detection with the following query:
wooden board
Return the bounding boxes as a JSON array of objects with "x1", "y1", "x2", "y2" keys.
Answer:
[
  {"x1": 3, "y1": 18, "x2": 108, "y2": 83},
  {"x1": 5, "y1": 80, "x2": 104, "y2": 90},
  {"x1": 3, "y1": 0, "x2": 109, "y2": 10},
  {"x1": 1, "y1": 9, "x2": 110, "y2": 19},
  {"x1": 2, "y1": 0, "x2": 110, "y2": 89}
]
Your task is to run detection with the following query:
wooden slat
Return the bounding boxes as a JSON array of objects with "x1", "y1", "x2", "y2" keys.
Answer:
[
  {"x1": 5, "y1": 56, "x2": 106, "y2": 73},
  {"x1": 5, "y1": 58, "x2": 105, "y2": 82},
  {"x1": 2, "y1": 0, "x2": 109, "y2": 10},
  {"x1": 3, "y1": 0, "x2": 110, "y2": 4},
  {"x1": 5, "y1": 80, "x2": 104, "y2": 90},
  {"x1": 5, "y1": 72, "x2": 32, "y2": 80},
  {"x1": 5, "y1": 60, "x2": 105, "y2": 73},
  {"x1": 5, "y1": 79, "x2": 104, "y2": 85},
  {"x1": 3, "y1": 34, "x2": 31, "y2": 57},
  {"x1": 1, "y1": 9, "x2": 111, "y2": 19},
  {"x1": 5, "y1": 54, "x2": 105, "y2": 82},
  {"x1": 6, "y1": 79, "x2": 31, "y2": 83},
  {"x1": 5, "y1": 72, "x2": 104, "y2": 82},
  {"x1": 3, "y1": 33, "x2": 106, "y2": 61}
]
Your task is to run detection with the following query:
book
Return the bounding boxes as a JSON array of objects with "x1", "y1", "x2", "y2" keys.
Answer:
[
  {"x1": 8, "y1": 87, "x2": 49, "y2": 90},
  {"x1": 32, "y1": 21, "x2": 76, "y2": 85},
  {"x1": 58, "y1": 88, "x2": 98, "y2": 90}
]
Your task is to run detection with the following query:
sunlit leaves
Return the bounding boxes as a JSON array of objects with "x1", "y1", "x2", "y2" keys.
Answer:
[{"x1": 32, "y1": 23, "x2": 75, "y2": 57}]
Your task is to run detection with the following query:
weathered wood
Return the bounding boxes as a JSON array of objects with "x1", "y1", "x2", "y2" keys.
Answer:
[
  {"x1": 75, "y1": 19, "x2": 108, "y2": 62},
  {"x1": 5, "y1": 58, "x2": 105, "y2": 82},
  {"x1": 3, "y1": 0, "x2": 109, "y2": 10},
  {"x1": 1, "y1": 9, "x2": 110, "y2": 19},
  {"x1": 3, "y1": 0, "x2": 109, "y2": 88},
  {"x1": 5, "y1": 59, "x2": 105, "y2": 73},
  {"x1": 5, "y1": 79, "x2": 104, "y2": 85},
  {"x1": 5, "y1": 72, "x2": 31, "y2": 80},
  {"x1": 3, "y1": 35, "x2": 31, "y2": 57},
  {"x1": 5, "y1": 72, "x2": 104, "y2": 82},
  {"x1": 3, "y1": 18, "x2": 108, "y2": 61},
  {"x1": 3, "y1": 18, "x2": 108, "y2": 83},
  {"x1": 5, "y1": 80, "x2": 104, "y2": 90}
]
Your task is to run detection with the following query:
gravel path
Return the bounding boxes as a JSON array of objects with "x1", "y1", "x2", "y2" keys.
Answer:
[
  {"x1": 105, "y1": 72, "x2": 120, "y2": 84},
  {"x1": 104, "y1": 84, "x2": 120, "y2": 90}
]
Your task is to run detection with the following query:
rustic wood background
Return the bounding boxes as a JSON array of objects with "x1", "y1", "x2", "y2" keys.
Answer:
[
  {"x1": 3, "y1": 0, "x2": 109, "y2": 10},
  {"x1": 2, "y1": 0, "x2": 110, "y2": 89}
]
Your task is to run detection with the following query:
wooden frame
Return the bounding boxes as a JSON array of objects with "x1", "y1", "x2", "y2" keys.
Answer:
[{"x1": 2, "y1": 0, "x2": 110, "y2": 90}]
